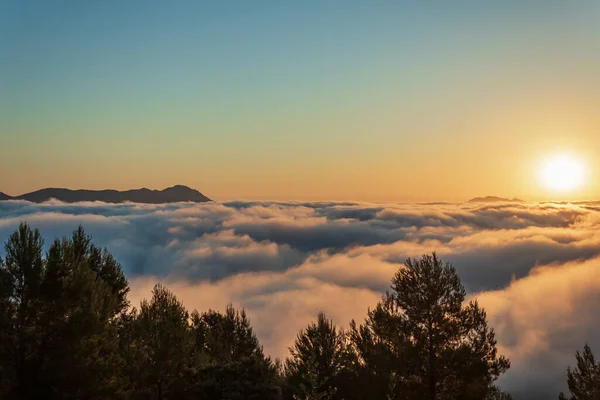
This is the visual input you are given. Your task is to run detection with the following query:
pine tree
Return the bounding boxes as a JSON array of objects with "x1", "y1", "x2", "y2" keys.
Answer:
[
  {"x1": 350, "y1": 253, "x2": 510, "y2": 400},
  {"x1": 486, "y1": 385, "x2": 513, "y2": 400},
  {"x1": 559, "y1": 344, "x2": 600, "y2": 400},
  {"x1": 1, "y1": 227, "x2": 516, "y2": 399},
  {"x1": 69, "y1": 226, "x2": 130, "y2": 312},
  {"x1": 0, "y1": 223, "x2": 130, "y2": 399},
  {"x1": 190, "y1": 305, "x2": 281, "y2": 399},
  {"x1": 285, "y1": 312, "x2": 353, "y2": 400},
  {"x1": 192, "y1": 305, "x2": 265, "y2": 361},
  {"x1": 349, "y1": 298, "x2": 413, "y2": 400},
  {"x1": 0, "y1": 255, "x2": 13, "y2": 395},
  {"x1": 130, "y1": 283, "x2": 193, "y2": 400},
  {"x1": 0, "y1": 223, "x2": 45, "y2": 399}
]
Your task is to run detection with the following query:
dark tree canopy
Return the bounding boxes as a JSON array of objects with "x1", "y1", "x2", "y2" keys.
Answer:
[
  {"x1": 0, "y1": 226, "x2": 512, "y2": 400},
  {"x1": 190, "y1": 305, "x2": 281, "y2": 399},
  {"x1": 559, "y1": 344, "x2": 600, "y2": 400},
  {"x1": 285, "y1": 312, "x2": 354, "y2": 400},
  {"x1": 191, "y1": 305, "x2": 266, "y2": 362},
  {"x1": 486, "y1": 385, "x2": 513, "y2": 400},
  {"x1": 69, "y1": 226, "x2": 130, "y2": 312},
  {"x1": 0, "y1": 223, "x2": 129, "y2": 399},
  {"x1": 349, "y1": 296, "x2": 411, "y2": 400},
  {"x1": 349, "y1": 253, "x2": 510, "y2": 400},
  {"x1": 127, "y1": 283, "x2": 193, "y2": 400}
]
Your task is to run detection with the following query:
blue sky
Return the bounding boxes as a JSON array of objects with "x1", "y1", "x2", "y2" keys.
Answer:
[{"x1": 2, "y1": 1, "x2": 599, "y2": 200}]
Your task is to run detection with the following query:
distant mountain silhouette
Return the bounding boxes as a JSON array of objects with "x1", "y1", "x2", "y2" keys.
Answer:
[
  {"x1": 0, "y1": 192, "x2": 12, "y2": 201},
  {"x1": 468, "y1": 196, "x2": 524, "y2": 203},
  {"x1": 6, "y1": 185, "x2": 211, "y2": 204}
]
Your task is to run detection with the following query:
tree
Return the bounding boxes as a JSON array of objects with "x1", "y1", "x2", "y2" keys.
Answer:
[
  {"x1": 486, "y1": 385, "x2": 513, "y2": 400},
  {"x1": 192, "y1": 305, "x2": 264, "y2": 362},
  {"x1": 0, "y1": 223, "x2": 130, "y2": 399},
  {"x1": 351, "y1": 253, "x2": 510, "y2": 400},
  {"x1": 190, "y1": 305, "x2": 281, "y2": 399},
  {"x1": 285, "y1": 312, "x2": 353, "y2": 400},
  {"x1": 129, "y1": 283, "x2": 193, "y2": 400},
  {"x1": 559, "y1": 344, "x2": 600, "y2": 400},
  {"x1": 69, "y1": 226, "x2": 130, "y2": 313},
  {"x1": 0, "y1": 227, "x2": 515, "y2": 399},
  {"x1": 0, "y1": 223, "x2": 45, "y2": 399},
  {"x1": 38, "y1": 238, "x2": 127, "y2": 399},
  {"x1": 349, "y1": 298, "x2": 413, "y2": 400},
  {"x1": 0, "y1": 255, "x2": 13, "y2": 395}
]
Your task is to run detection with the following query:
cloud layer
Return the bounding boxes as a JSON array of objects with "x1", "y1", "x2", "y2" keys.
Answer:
[{"x1": 2, "y1": 199, "x2": 600, "y2": 398}]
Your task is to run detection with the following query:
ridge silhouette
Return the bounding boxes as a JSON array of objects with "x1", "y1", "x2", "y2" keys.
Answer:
[{"x1": 0, "y1": 185, "x2": 211, "y2": 203}]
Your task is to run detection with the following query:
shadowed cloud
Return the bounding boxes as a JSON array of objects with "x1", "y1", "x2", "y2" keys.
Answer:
[{"x1": 1, "y1": 199, "x2": 600, "y2": 398}]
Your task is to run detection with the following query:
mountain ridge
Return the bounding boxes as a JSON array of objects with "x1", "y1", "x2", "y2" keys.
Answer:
[
  {"x1": 2, "y1": 185, "x2": 211, "y2": 204},
  {"x1": 468, "y1": 196, "x2": 524, "y2": 203}
]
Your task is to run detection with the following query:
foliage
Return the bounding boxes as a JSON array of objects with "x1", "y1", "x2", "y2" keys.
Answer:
[
  {"x1": 127, "y1": 283, "x2": 193, "y2": 400},
  {"x1": 349, "y1": 298, "x2": 412, "y2": 400},
  {"x1": 0, "y1": 225, "x2": 514, "y2": 399},
  {"x1": 285, "y1": 312, "x2": 353, "y2": 400},
  {"x1": 350, "y1": 253, "x2": 510, "y2": 400},
  {"x1": 486, "y1": 385, "x2": 513, "y2": 400},
  {"x1": 0, "y1": 223, "x2": 129, "y2": 399},
  {"x1": 190, "y1": 305, "x2": 281, "y2": 399},
  {"x1": 559, "y1": 344, "x2": 600, "y2": 400}
]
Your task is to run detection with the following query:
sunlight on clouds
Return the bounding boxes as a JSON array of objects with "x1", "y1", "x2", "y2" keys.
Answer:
[{"x1": 3, "y1": 199, "x2": 600, "y2": 397}]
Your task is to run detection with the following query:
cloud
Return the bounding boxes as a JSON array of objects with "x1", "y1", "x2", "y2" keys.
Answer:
[
  {"x1": 128, "y1": 266, "x2": 383, "y2": 361},
  {"x1": 2, "y1": 199, "x2": 600, "y2": 398},
  {"x1": 476, "y1": 257, "x2": 600, "y2": 399}
]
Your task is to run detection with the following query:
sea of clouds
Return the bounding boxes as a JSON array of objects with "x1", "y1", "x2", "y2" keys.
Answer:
[{"x1": 2, "y1": 199, "x2": 600, "y2": 398}]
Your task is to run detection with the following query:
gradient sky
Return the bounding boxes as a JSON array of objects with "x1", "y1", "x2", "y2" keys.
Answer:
[{"x1": 2, "y1": 1, "x2": 600, "y2": 201}]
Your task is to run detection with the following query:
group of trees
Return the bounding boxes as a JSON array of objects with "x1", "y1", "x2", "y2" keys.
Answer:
[
  {"x1": 0, "y1": 223, "x2": 594, "y2": 399},
  {"x1": 0, "y1": 223, "x2": 280, "y2": 400}
]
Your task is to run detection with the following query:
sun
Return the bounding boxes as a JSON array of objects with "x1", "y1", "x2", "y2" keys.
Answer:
[{"x1": 539, "y1": 154, "x2": 586, "y2": 192}]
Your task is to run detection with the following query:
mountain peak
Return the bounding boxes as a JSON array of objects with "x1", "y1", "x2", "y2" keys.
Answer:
[
  {"x1": 4, "y1": 186, "x2": 211, "y2": 204},
  {"x1": 163, "y1": 185, "x2": 194, "y2": 191},
  {"x1": 468, "y1": 196, "x2": 524, "y2": 203}
]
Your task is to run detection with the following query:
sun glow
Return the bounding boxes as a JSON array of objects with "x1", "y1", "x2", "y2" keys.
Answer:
[{"x1": 540, "y1": 154, "x2": 586, "y2": 193}]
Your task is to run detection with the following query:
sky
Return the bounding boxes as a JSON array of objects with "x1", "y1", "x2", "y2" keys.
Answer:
[{"x1": 2, "y1": 1, "x2": 600, "y2": 201}]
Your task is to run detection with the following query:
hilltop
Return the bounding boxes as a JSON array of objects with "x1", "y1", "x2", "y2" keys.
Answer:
[
  {"x1": 2, "y1": 185, "x2": 211, "y2": 204},
  {"x1": 468, "y1": 196, "x2": 524, "y2": 203}
]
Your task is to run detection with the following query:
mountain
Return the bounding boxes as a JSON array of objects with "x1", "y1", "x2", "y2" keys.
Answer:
[
  {"x1": 468, "y1": 196, "x2": 524, "y2": 203},
  {"x1": 0, "y1": 192, "x2": 12, "y2": 201},
  {"x1": 9, "y1": 185, "x2": 211, "y2": 204}
]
